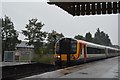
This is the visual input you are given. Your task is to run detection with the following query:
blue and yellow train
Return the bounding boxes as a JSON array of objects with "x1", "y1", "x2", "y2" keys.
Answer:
[{"x1": 54, "y1": 37, "x2": 120, "y2": 66}]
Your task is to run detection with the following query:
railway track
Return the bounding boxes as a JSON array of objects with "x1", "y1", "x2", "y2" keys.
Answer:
[
  {"x1": 2, "y1": 62, "x2": 73, "y2": 80},
  {"x1": 2, "y1": 62, "x2": 56, "y2": 80}
]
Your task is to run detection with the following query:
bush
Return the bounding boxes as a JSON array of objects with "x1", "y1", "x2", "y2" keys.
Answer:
[{"x1": 31, "y1": 54, "x2": 54, "y2": 64}]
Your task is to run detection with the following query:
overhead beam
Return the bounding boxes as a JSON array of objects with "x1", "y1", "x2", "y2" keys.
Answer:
[
  {"x1": 49, "y1": 0, "x2": 120, "y2": 2},
  {"x1": 48, "y1": 1, "x2": 120, "y2": 16}
]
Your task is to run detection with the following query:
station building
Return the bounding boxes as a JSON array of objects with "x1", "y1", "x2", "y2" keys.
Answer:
[{"x1": 4, "y1": 41, "x2": 34, "y2": 62}]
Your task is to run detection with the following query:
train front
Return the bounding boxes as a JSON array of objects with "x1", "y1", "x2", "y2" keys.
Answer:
[{"x1": 54, "y1": 38, "x2": 78, "y2": 66}]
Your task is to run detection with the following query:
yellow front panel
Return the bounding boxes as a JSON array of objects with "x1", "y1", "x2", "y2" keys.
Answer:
[
  {"x1": 54, "y1": 53, "x2": 67, "y2": 61},
  {"x1": 61, "y1": 54, "x2": 67, "y2": 61}
]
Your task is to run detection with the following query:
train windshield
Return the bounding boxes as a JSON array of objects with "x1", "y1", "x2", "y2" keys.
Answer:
[{"x1": 56, "y1": 38, "x2": 77, "y2": 54}]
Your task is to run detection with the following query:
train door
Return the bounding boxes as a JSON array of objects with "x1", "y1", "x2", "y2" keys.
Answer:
[
  {"x1": 105, "y1": 48, "x2": 108, "y2": 57},
  {"x1": 80, "y1": 44, "x2": 87, "y2": 62},
  {"x1": 77, "y1": 43, "x2": 82, "y2": 59}
]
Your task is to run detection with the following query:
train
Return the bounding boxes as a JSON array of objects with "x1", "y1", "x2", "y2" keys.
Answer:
[{"x1": 54, "y1": 37, "x2": 120, "y2": 66}]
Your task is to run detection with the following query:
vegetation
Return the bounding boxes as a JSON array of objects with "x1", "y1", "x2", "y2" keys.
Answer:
[
  {"x1": 22, "y1": 18, "x2": 47, "y2": 54},
  {"x1": 74, "y1": 34, "x2": 85, "y2": 40},
  {"x1": 1, "y1": 16, "x2": 21, "y2": 61},
  {"x1": 94, "y1": 28, "x2": 112, "y2": 46},
  {"x1": 21, "y1": 19, "x2": 64, "y2": 63},
  {"x1": 74, "y1": 28, "x2": 112, "y2": 46},
  {"x1": 46, "y1": 30, "x2": 64, "y2": 54},
  {"x1": 85, "y1": 32, "x2": 93, "y2": 42},
  {"x1": 32, "y1": 54, "x2": 54, "y2": 64}
]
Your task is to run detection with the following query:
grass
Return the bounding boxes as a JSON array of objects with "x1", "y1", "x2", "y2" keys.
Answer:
[{"x1": 32, "y1": 54, "x2": 55, "y2": 64}]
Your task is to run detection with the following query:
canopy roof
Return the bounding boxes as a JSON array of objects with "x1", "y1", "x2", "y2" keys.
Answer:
[
  {"x1": 48, "y1": 1, "x2": 120, "y2": 16},
  {"x1": 49, "y1": 0, "x2": 120, "y2": 2}
]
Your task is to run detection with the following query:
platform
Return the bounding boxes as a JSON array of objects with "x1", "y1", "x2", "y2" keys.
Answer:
[
  {"x1": 0, "y1": 62, "x2": 30, "y2": 67},
  {"x1": 21, "y1": 57, "x2": 119, "y2": 79}
]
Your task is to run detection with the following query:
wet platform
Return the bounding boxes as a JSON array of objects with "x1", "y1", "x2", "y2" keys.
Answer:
[{"x1": 21, "y1": 56, "x2": 119, "y2": 79}]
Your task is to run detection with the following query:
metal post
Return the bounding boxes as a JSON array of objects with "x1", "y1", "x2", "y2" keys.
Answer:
[
  {"x1": 53, "y1": 33, "x2": 56, "y2": 64},
  {"x1": 29, "y1": 52, "x2": 31, "y2": 63},
  {"x1": 13, "y1": 51, "x2": 15, "y2": 62}
]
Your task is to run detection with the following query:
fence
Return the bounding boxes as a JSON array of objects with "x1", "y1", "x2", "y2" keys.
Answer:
[{"x1": 4, "y1": 51, "x2": 32, "y2": 62}]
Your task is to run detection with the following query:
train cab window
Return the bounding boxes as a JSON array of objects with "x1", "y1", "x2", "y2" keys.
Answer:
[
  {"x1": 55, "y1": 38, "x2": 77, "y2": 54},
  {"x1": 56, "y1": 38, "x2": 71, "y2": 54}
]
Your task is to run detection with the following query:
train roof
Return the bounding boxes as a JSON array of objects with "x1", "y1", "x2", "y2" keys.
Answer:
[
  {"x1": 77, "y1": 39, "x2": 119, "y2": 50},
  {"x1": 58, "y1": 37, "x2": 119, "y2": 51},
  {"x1": 78, "y1": 39, "x2": 105, "y2": 48}
]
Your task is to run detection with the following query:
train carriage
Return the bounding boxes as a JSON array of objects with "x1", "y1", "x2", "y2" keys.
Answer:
[{"x1": 54, "y1": 37, "x2": 120, "y2": 66}]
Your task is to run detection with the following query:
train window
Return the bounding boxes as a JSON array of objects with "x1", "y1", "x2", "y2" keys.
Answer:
[
  {"x1": 87, "y1": 47, "x2": 105, "y2": 54},
  {"x1": 108, "y1": 49, "x2": 116, "y2": 53},
  {"x1": 70, "y1": 40, "x2": 77, "y2": 54}
]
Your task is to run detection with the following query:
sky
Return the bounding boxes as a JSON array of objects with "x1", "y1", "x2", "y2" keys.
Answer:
[{"x1": 1, "y1": 2, "x2": 119, "y2": 45}]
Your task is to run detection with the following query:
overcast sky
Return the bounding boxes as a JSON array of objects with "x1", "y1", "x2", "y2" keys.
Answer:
[{"x1": 2, "y1": 2, "x2": 119, "y2": 45}]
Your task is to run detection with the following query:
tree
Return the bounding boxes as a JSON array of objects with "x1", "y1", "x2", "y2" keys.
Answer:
[
  {"x1": 47, "y1": 30, "x2": 64, "y2": 44},
  {"x1": 93, "y1": 28, "x2": 112, "y2": 46},
  {"x1": 47, "y1": 30, "x2": 64, "y2": 54},
  {"x1": 74, "y1": 34, "x2": 85, "y2": 40},
  {"x1": 104, "y1": 34, "x2": 112, "y2": 46},
  {"x1": 2, "y1": 16, "x2": 21, "y2": 60},
  {"x1": 22, "y1": 18, "x2": 47, "y2": 54},
  {"x1": 93, "y1": 28, "x2": 101, "y2": 44},
  {"x1": 85, "y1": 32, "x2": 93, "y2": 42}
]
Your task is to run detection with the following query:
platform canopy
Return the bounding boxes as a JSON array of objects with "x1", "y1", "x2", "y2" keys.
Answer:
[{"x1": 48, "y1": 0, "x2": 120, "y2": 16}]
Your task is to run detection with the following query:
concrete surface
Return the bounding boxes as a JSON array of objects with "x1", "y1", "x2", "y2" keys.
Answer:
[
  {"x1": 0, "y1": 62, "x2": 29, "y2": 67},
  {"x1": 61, "y1": 57, "x2": 118, "y2": 78},
  {"x1": 21, "y1": 57, "x2": 119, "y2": 79}
]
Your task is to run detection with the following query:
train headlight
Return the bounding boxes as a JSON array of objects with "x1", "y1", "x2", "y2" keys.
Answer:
[{"x1": 56, "y1": 56, "x2": 60, "y2": 59}]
